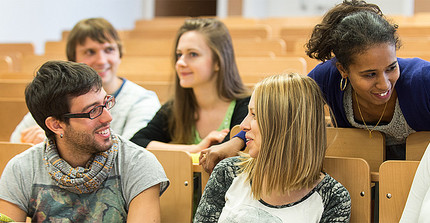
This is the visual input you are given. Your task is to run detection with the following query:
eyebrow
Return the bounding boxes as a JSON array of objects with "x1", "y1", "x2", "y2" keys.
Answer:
[
  {"x1": 79, "y1": 95, "x2": 107, "y2": 113},
  {"x1": 359, "y1": 61, "x2": 398, "y2": 74},
  {"x1": 176, "y1": 48, "x2": 199, "y2": 53}
]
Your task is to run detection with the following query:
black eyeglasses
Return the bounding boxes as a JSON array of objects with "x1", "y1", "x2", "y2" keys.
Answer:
[{"x1": 63, "y1": 95, "x2": 115, "y2": 120}]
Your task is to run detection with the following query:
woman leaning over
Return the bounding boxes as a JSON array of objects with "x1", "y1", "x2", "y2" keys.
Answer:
[
  {"x1": 194, "y1": 73, "x2": 351, "y2": 223},
  {"x1": 130, "y1": 18, "x2": 249, "y2": 153},
  {"x1": 306, "y1": 0, "x2": 430, "y2": 160}
]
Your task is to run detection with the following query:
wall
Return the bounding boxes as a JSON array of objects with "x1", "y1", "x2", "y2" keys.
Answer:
[
  {"x1": 0, "y1": 0, "x2": 417, "y2": 54},
  {"x1": 0, "y1": 0, "x2": 148, "y2": 54},
  {"x1": 242, "y1": 0, "x2": 414, "y2": 18}
]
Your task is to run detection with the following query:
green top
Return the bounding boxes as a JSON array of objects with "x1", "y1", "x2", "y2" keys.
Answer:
[{"x1": 192, "y1": 100, "x2": 236, "y2": 144}]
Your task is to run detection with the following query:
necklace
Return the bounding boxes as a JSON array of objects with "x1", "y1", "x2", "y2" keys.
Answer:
[{"x1": 355, "y1": 91, "x2": 388, "y2": 138}]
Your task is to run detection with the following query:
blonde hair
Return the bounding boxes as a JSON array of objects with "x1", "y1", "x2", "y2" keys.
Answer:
[{"x1": 239, "y1": 73, "x2": 327, "y2": 199}]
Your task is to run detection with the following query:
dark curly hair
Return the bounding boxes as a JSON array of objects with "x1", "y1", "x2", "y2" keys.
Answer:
[{"x1": 305, "y1": 0, "x2": 401, "y2": 70}]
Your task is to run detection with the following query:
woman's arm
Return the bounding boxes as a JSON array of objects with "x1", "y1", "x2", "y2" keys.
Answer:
[
  {"x1": 146, "y1": 129, "x2": 229, "y2": 153},
  {"x1": 194, "y1": 157, "x2": 238, "y2": 223}
]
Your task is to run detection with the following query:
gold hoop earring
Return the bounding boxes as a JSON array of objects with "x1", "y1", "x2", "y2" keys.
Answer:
[{"x1": 340, "y1": 77, "x2": 348, "y2": 91}]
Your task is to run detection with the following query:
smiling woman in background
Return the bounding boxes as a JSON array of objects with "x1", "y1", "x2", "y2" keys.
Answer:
[{"x1": 131, "y1": 18, "x2": 249, "y2": 153}]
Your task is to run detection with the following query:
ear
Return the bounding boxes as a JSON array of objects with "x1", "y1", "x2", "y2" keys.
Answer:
[
  {"x1": 214, "y1": 63, "x2": 219, "y2": 72},
  {"x1": 335, "y1": 62, "x2": 348, "y2": 79},
  {"x1": 45, "y1": 117, "x2": 65, "y2": 137}
]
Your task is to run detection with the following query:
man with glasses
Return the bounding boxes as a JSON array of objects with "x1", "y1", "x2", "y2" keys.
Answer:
[{"x1": 0, "y1": 61, "x2": 169, "y2": 222}]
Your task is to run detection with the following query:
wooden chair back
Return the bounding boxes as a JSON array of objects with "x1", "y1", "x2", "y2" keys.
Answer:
[
  {"x1": 228, "y1": 24, "x2": 272, "y2": 39},
  {"x1": 0, "y1": 98, "x2": 29, "y2": 141},
  {"x1": 379, "y1": 160, "x2": 420, "y2": 223},
  {"x1": 326, "y1": 127, "x2": 385, "y2": 173},
  {"x1": 0, "y1": 72, "x2": 34, "y2": 80},
  {"x1": 20, "y1": 55, "x2": 66, "y2": 73},
  {"x1": 0, "y1": 56, "x2": 13, "y2": 73},
  {"x1": 236, "y1": 57, "x2": 307, "y2": 82},
  {"x1": 118, "y1": 56, "x2": 173, "y2": 81},
  {"x1": 148, "y1": 149, "x2": 194, "y2": 223},
  {"x1": 406, "y1": 131, "x2": 430, "y2": 161},
  {"x1": 44, "y1": 41, "x2": 67, "y2": 57},
  {"x1": 122, "y1": 38, "x2": 286, "y2": 57},
  {"x1": 122, "y1": 39, "x2": 174, "y2": 57},
  {"x1": 233, "y1": 38, "x2": 287, "y2": 57},
  {"x1": 0, "y1": 79, "x2": 29, "y2": 98},
  {"x1": 0, "y1": 142, "x2": 33, "y2": 176},
  {"x1": 229, "y1": 125, "x2": 242, "y2": 139},
  {"x1": 0, "y1": 43, "x2": 34, "y2": 57},
  {"x1": 324, "y1": 156, "x2": 371, "y2": 223}
]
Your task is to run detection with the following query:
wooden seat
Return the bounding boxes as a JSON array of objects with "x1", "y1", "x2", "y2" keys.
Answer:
[
  {"x1": 0, "y1": 79, "x2": 30, "y2": 98},
  {"x1": 326, "y1": 127, "x2": 385, "y2": 175},
  {"x1": 324, "y1": 156, "x2": 372, "y2": 223},
  {"x1": 0, "y1": 142, "x2": 33, "y2": 176},
  {"x1": 406, "y1": 131, "x2": 430, "y2": 161},
  {"x1": 0, "y1": 98, "x2": 29, "y2": 141},
  {"x1": 379, "y1": 160, "x2": 420, "y2": 223},
  {"x1": 148, "y1": 149, "x2": 194, "y2": 223}
]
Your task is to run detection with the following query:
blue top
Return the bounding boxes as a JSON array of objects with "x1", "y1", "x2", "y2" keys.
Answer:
[{"x1": 307, "y1": 57, "x2": 430, "y2": 131}]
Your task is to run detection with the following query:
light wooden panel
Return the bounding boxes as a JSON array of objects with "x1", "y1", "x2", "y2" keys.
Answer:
[
  {"x1": 148, "y1": 149, "x2": 194, "y2": 223},
  {"x1": 324, "y1": 156, "x2": 371, "y2": 223},
  {"x1": 406, "y1": 131, "x2": 430, "y2": 161},
  {"x1": 379, "y1": 161, "x2": 420, "y2": 223},
  {"x1": 0, "y1": 98, "x2": 29, "y2": 142},
  {"x1": 326, "y1": 127, "x2": 385, "y2": 173},
  {"x1": 0, "y1": 142, "x2": 33, "y2": 176}
]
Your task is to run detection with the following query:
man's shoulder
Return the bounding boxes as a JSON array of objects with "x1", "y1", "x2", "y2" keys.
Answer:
[
  {"x1": 120, "y1": 79, "x2": 158, "y2": 98},
  {"x1": 114, "y1": 135, "x2": 155, "y2": 160}
]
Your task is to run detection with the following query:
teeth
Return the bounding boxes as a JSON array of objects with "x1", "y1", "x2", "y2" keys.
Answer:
[
  {"x1": 98, "y1": 129, "x2": 109, "y2": 135},
  {"x1": 379, "y1": 91, "x2": 388, "y2": 96}
]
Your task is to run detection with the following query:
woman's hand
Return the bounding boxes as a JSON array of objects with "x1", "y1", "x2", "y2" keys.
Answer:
[
  {"x1": 21, "y1": 126, "x2": 45, "y2": 144},
  {"x1": 189, "y1": 129, "x2": 229, "y2": 153},
  {"x1": 199, "y1": 137, "x2": 244, "y2": 173}
]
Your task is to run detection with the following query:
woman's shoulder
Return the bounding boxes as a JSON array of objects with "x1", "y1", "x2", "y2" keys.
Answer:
[
  {"x1": 317, "y1": 173, "x2": 351, "y2": 204},
  {"x1": 236, "y1": 96, "x2": 251, "y2": 104},
  {"x1": 212, "y1": 156, "x2": 242, "y2": 177}
]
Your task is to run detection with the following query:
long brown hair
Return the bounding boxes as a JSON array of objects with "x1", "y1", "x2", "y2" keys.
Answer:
[{"x1": 168, "y1": 18, "x2": 249, "y2": 144}]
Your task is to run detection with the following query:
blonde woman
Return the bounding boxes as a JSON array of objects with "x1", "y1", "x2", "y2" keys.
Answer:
[{"x1": 194, "y1": 73, "x2": 351, "y2": 222}]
